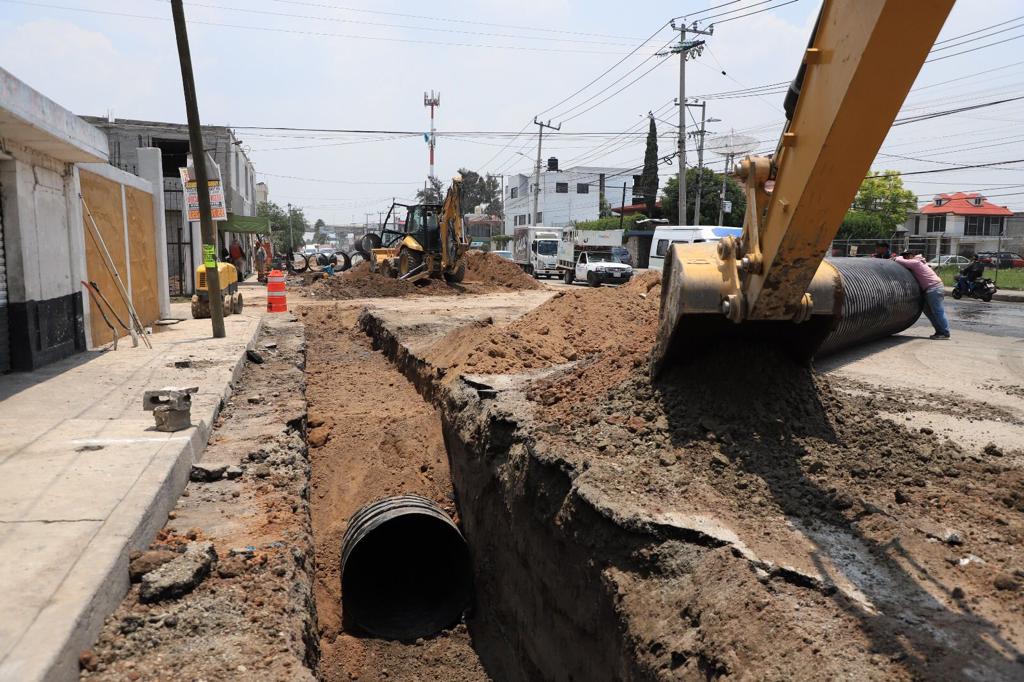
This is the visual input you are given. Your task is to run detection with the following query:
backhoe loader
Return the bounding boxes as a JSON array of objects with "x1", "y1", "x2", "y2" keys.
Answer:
[
  {"x1": 652, "y1": 0, "x2": 955, "y2": 375},
  {"x1": 363, "y1": 175, "x2": 468, "y2": 284}
]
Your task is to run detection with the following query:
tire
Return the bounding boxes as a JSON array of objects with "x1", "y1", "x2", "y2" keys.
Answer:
[
  {"x1": 444, "y1": 260, "x2": 466, "y2": 284},
  {"x1": 587, "y1": 272, "x2": 600, "y2": 287},
  {"x1": 222, "y1": 293, "x2": 233, "y2": 316},
  {"x1": 398, "y1": 246, "x2": 423, "y2": 277},
  {"x1": 232, "y1": 292, "x2": 244, "y2": 314},
  {"x1": 951, "y1": 288, "x2": 962, "y2": 300},
  {"x1": 361, "y1": 233, "x2": 382, "y2": 253},
  {"x1": 981, "y1": 292, "x2": 993, "y2": 303},
  {"x1": 190, "y1": 295, "x2": 209, "y2": 319},
  {"x1": 563, "y1": 270, "x2": 574, "y2": 284},
  {"x1": 335, "y1": 251, "x2": 352, "y2": 272}
]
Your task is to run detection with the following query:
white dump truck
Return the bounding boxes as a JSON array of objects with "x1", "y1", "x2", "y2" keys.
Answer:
[{"x1": 512, "y1": 226, "x2": 563, "y2": 278}]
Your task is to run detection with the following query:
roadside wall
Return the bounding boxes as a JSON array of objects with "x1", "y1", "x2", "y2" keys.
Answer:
[
  {"x1": 0, "y1": 141, "x2": 88, "y2": 370},
  {"x1": 79, "y1": 165, "x2": 160, "y2": 346}
]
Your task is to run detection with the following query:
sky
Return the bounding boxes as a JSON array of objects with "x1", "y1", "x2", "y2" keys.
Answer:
[{"x1": 1, "y1": 0, "x2": 1023, "y2": 226}]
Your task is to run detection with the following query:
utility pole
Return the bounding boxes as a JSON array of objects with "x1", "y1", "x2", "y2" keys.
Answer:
[
  {"x1": 619, "y1": 181, "x2": 627, "y2": 231},
  {"x1": 717, "y1": 152, "x2": 733, "y2": 226},
  {"x1": 171, "y1": 0, "x2": 224, "y2": 337},
  {"x1": 532, "y1": 117, "x2": 561, "y2": 225},
  {"x1": 287, "y1": 203, "x2": 295, "y2": 257},
  {"x1": 689, "y1": 106, "x2": 719, "y2": 227},
  {"x1": 424, "y1": 91, "x2": 440, "y2": 181},
  {"x1": 668, "y1": 20, "x2": 711, "y2": 226}
]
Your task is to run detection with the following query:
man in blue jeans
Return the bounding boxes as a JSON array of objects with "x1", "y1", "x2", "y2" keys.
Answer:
[{"x1": 893, "y1": 251, "x2": 950, "y2": 339}]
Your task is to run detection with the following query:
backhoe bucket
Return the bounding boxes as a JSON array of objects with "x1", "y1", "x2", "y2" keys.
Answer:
[{"x1": 650, "y1": 243, "x2": 923, "y2": 377}]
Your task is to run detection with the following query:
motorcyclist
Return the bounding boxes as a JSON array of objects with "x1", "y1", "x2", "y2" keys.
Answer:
[{"x1": 960, "y1": 255, "x2": 985, "y2": 293}]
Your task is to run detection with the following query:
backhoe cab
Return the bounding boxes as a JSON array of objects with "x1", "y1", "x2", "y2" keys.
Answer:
[{"x1": 364, "y1": 175, "x2": 468, "y2": 284}]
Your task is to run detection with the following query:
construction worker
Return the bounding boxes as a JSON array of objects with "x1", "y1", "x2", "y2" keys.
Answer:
[
  {"x1": 893, "y1": 250, "x2": 950, "y2": 340},
  {"x1": 255, "y1": 236, "x2": 268, "y2": 283},
  {"x1": 229, "y1": 237, "x2": 246, "y2": 278}
]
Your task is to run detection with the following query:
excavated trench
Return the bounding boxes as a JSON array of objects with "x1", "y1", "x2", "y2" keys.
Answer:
[{"x1": 357, "y1": 299, "x2": 1024, "y2": 682}]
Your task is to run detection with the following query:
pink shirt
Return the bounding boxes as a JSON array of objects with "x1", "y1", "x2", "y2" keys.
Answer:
[{"x1": 893, "y1": 255, "x2": 943, "y2": 292}]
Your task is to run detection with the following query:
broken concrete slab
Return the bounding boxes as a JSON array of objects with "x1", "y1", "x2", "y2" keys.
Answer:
[{"x1": 139, "y1": 542, "x2": 217, "y2": 603}]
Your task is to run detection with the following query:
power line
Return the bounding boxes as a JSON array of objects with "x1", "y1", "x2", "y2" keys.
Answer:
[
  {"x1": 258, "y1": 172, "x2": 422, "y2": 184},
  {"x1": 267, "y1": 0, "x2": 642, "y2": 40},
  {"x1": 893, "y1": 95, "x2": 1024, "y2": 125},
  {"x1": 711, "y1": 0, "x2": 802, "y2": 25},
  {"x1": 0, "y1": 0, "x2": 660, "y2": 55},
  {"x1": 932, "y1": 14, "x2": 1024, "y2": 47},
  {"x1": 925, "y1": 32, "x2": 1024, "y2": 63}
]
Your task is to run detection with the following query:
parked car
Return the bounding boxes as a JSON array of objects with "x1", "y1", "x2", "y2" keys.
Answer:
[
  {"x1": 926, "y1": 255, "x2": 970, "y2": 269},
  {"x1": 493, "y1": 250, "x2": 513, "y2": 260},
  {"x1": 977, "y1": 251, "x2": 1024, "y2": 268}
]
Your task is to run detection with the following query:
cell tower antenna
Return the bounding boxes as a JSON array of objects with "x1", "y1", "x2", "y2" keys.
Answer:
[{"x1": 424, "y1": 90, "x2": 441, "y2": 181}]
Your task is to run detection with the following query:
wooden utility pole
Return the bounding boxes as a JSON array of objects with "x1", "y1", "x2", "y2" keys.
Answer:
[
  {"x1": 171, "y1": 0, "x2": 224, "y2": 337},
  {"x1": 532, "y1": 117, "x2": 561, "y2": 225}
]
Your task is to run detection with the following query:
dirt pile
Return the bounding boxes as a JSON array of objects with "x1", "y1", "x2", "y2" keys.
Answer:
[
  {"x1": 304, "y1": 252, "x2": 541, "y2": 300},
  {"x1": 513, "y1": 320, "x2": 1024, "y2": 678},
  {"x1": 463, "y1": 250, "x2": 542, "y2": 290},
  {"x1": 426, "y1": 270, "x2": 660, "y2": 379}
]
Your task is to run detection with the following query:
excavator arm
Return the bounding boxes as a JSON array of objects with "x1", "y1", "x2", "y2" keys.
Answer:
[{"x1": 652, "y1": 0, "x2": 954, "y2": 375}]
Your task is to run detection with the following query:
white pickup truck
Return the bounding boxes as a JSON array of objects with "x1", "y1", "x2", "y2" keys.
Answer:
[{"x1": 562, "y1": 248, "x2": 633, "y2": 286}]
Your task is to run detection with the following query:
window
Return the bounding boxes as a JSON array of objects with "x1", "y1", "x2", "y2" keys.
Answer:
[
  {"x1": 153, "y1": 138, "x2": 190, "y2": 177},
  {"x1": 972, "y1": 196, "x2": 984, "y2": 206},
  {"x1": 577, "y1": 183, "x2": 589, "y2": 194},
  {"x1": 965, "y1": 215, "x2": 1004, "y2": 236},
  {"x1": 926, "y1": 215, "x2": 946, "y2": 233},
  {"x1": 536, "y1": 212, "x2": 542, "y2": 223},
  {"x1": 555, "y1": 182, "x2": 568, "y2": 194},
  {"x1": 510, "y1": 187, "x2": 518, "y2": 199},
  {"x1": 914, "y1": 215, "x2": 920, "y2": 235}
]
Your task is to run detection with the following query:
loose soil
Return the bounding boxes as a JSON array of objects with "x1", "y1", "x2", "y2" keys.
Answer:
[
  {"x1": 503, "y1": 286, "x2": 1024, "y2": 675},
  {"x1": 304, "y1": 252, "x2": 540, "y2": 300},
  {"x1": 80, "y1": 315, "x2": 318, "y2": 681},
  {"x1": 301, "y1": 304, "x2": 489, "y2": 682}
]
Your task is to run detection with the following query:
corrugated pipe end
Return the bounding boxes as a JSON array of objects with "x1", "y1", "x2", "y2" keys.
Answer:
[{"x1": 341, "y1": 495, "x2": 472, "y2": 640}]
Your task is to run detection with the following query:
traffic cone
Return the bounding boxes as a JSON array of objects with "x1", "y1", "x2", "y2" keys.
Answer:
[{"x1": 266, "y1": 269, "x2": 287, "y2": 313}]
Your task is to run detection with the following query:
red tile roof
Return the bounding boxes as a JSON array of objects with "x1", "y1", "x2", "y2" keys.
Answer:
[{"x1": 920, "y1": 192, "x2": 1013, "y2": 216}]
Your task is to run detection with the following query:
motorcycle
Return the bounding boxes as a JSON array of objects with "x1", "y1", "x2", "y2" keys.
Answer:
[{"x1": 952, "y1": 273, "x2": 997, "y2": 302}]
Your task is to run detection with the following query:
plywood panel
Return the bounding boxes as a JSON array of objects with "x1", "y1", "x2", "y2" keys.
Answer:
[
  {"x1": 125, "y1": 186, "x2": 159, "y2": 327},
  {"x1": 80, "y1": 170, "x2": 127, "y2": 346}
]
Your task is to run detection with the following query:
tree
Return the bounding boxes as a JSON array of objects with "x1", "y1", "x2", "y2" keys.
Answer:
[
  {"x1": 257, "y1": 201, "x2": 308, "y2": 254},
  {"x1": 852, "y1": 170, "x2": 917, "y2": 233},
  {"x1": 313, "y1": 218, "x2": 329, "y2": 244},
  {"x1": 639, "y1": 115, "x2": 660, "y2": 218},
  {"x1": 599, "y1": 195, "x2": 613, "y2": 218},
  {"x1": 660, "y1": 168, "x2": 745, "y2": 227},
  {"x1": 416, "y1": 177, "x2": 445, "y2": 204},
  {"x1": 457, "y1": 168, "x2": 503, "y2": 217},
  {"x1": 837, "y1": 211, "x2": 885, "y2": 239}
]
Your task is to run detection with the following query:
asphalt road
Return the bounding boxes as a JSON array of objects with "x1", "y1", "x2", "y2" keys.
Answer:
[{"x1": 921, "y1": 297, "x2": 1024, "y2": 338}]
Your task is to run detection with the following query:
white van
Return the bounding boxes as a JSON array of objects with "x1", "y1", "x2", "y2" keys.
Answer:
[{"x1": 648, "y1": 226, "x2": 743, "y2": 271}]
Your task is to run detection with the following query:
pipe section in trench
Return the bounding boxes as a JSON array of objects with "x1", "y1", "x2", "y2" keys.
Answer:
[{"x1": 340, "y1": 494, "x2": 473, "y2": 641}]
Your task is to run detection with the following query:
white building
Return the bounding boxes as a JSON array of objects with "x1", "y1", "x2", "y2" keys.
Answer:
[{"x1": 503, "y1": 162, "x2": 635, "y2": 233}]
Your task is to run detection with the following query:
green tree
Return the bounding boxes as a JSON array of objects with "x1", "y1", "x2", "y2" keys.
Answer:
[
  {"x1": 257, "y1": 201, "x2": 308, "y2": 254},
  {"x1": 852, "y1": 170, "x2": 917, "y2": 233},
  {"x1": 416, "y1": 177, "x2": 445, "y2": 204},
  {"x1": 456, "y1": 169, "x2": 503, "y2": 217},
  {"x1": 575, "y1": 214, "x2": 648, "y2": 231},
  {"x1": 837, "y1": 211, "x2": 886, "y2": 239},
  {"x1": 639, "y1": 116, "x2": 660, "y2": 218},
  {"x1": 313, "y1": 218, "x2": 329, "y2": 244},
  {"x1": 660, "y1": 169, "x2": 745, "y2": 226},
  {"x1": 599, "y1": 195, "x2": 613, "y2": 218}
]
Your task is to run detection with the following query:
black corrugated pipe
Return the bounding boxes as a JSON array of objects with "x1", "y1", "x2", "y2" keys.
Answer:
[
  {"x1": 341, "y1": 495, "x2": 472, "y2": 640},
  {"x1": 816, "y1": 257, "x2": 923, "y2": 357}
]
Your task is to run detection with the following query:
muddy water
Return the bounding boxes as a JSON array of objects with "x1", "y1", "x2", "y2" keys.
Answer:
[{"x1": 301, "y1": 304, "x2": 489, "y2": 682}]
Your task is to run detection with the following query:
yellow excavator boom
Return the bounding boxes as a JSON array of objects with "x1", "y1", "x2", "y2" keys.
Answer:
[{"x1": 652, "y1": 0, "x2": 954, "y2": 375}]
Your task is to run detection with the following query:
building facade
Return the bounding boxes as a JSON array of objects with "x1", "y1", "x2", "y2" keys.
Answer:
[
  {"x1": 0, "y1": 69, "x2": 167, "y2": 371},
  {"x1": 503, "y1": 162, "x2": 635, "y2": 233},
  {"x1": 903, "y1": 192, "x2": 1020, "y2": 257},
  {"x1": 80, "y1": 117, "x2": 259, "y2": 296}
]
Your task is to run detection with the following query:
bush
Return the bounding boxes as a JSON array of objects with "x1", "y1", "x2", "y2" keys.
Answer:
[
  {"x1": 838, "y1": 211, "x2": 885, "y2": 239},
  {"x1": 574, "y1": 214, "x2": 647, "y2": 231}
]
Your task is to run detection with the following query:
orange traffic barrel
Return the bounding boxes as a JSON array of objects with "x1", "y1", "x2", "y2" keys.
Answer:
[{"x1": 266, "y1": 269, "x2": 287, "y2": 313}]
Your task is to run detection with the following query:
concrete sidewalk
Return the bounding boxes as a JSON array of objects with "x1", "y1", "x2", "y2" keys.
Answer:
[{"x1": 0, "y1": 291, "x2": 265, "y2": 681}]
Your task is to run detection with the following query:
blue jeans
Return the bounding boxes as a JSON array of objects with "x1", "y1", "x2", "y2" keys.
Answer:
[{"x1": 922, "y1": 286, "x2": 950, "y2": 336}]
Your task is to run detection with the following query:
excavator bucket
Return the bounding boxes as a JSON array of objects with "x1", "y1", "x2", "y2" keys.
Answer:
[
  {"x1": 650, "y1": 0, "x2": 952, "y2": 377},
  {"x1": 649, "y1": 243, "x2": 924, "y2": 376}
]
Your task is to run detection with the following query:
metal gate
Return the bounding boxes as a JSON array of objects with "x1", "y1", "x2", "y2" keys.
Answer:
[
  {"x1": 0, "y1": 183, "x2": 9, "y2": 373},
  {"x1": 164, "y1": 189, "x2": 192, "y2": 297}
]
